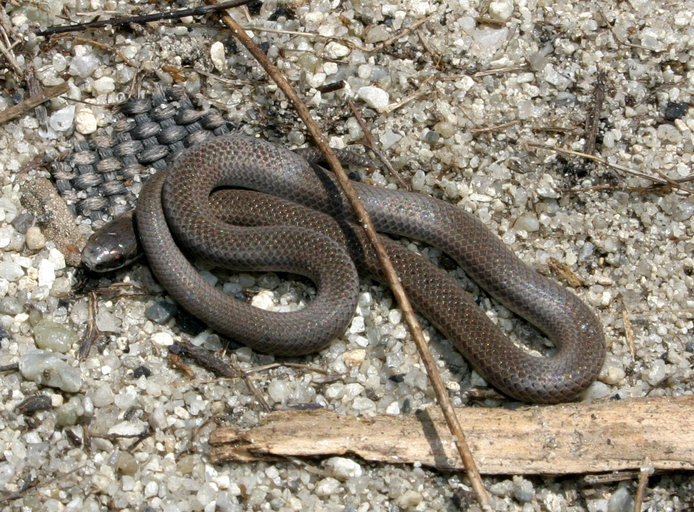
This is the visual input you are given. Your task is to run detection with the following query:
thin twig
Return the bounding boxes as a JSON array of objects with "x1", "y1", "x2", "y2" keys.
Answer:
[
  {"x1": 524, "y1": 141, "x2": 693, "y2": 195},
  {"x1": 584, "y1": 69, "x2": 606, "y2": 155},
  {"x1": 208, "y1": 2, "x2": 490, "y2": 508},
  {"x1": 470, "y1": 119, "x2": 519, "y2": 134},
  {"x1": 633, "y1": 460, "x2": 653, "y2": 512},
  {"x1": 78, "y1": 291, "x2": 100, "y2": 359},
  {"x1": 621, "y1": 305, "x2": 636, "y2": 360},
  {"x1": 53, "y1": 35, "x2": 135, "y2": 66},
  {"x1": 35, "y1": 0, "x2": 253, "y2": 36},
  {"x1": 171, "y1": 342, "x2": 271, "y2": 412},
  {"x1": 0, "y1": 82, "x2": 69, "y2": 125},
  {"x1": 347, "y1": 99, "x2": 410, "y2": 190},
  {"x1": 0, "y1": 465, "x2": 86, "y2": 505}
]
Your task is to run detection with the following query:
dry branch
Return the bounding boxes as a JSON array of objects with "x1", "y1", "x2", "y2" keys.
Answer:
[
  {"x1": 0, "y1": 82, "x2": 68, "y2": 125},
  {"x1": 210, "y1": 395, "x2": 694, "y2": 475}
]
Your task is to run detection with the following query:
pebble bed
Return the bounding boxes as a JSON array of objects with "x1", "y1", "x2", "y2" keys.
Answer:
[{"x1": 1, "y1": 0, "x2": 693, "y2": 511}]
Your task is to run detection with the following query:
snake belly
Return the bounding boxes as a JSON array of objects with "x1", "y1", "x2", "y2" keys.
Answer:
[{"x1": 135, "y1": 133, "x2": 605, "y2": 403}]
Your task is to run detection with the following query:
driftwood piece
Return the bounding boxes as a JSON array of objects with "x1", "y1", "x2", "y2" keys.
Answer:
[
  {"x1": 209, "y1": 395, "x2": 694, "y2": 475},
  {"x1": 18, "y1": 175, "x2": 86, "y2": 266}
]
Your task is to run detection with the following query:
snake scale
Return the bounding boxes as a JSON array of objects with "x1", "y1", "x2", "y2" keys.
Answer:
[{"x1": 86, "y1": 133, "x2": 605, "y2": 403}]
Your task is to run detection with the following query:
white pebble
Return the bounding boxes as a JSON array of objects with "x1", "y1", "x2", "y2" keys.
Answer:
[
  {"x1": 357, "y1": 86, "x2": 390, "y2": 110},
  {"x1": 385, "y1": 401, "x2": 401, "y2": 415},
  {"x1": 251, "y1": 290, "x2": 275, "y2": 311},
  {"x1": 324, "y1": 41, "x2": 350, "y2": 59},
  {"x1": 0, "y1": 198, "x2": 18, "y2": 223},
  {"x1": 92, "y1": 384, "x2": 115, "y2": 407},
  {"x1": 144, "y1": 480, "x2": 159, "y2": 498},
  {"x1": 92, "y1": 76, "x2": 115, "y2": 95},
  {"x1": 601, "y1": 366, "x2": 626, "y2": 385},
  {"x1": 25, "y1": 226, "x2": 45, "y2": 250},
  {"x1": 314, "y1": 477, "x2": 340, "y2": 496},
  {"x1": 0, "y1": 260, "x2": 24, "y2": 281},
  {"x1": 380, "y1": 130, "x2": 402, "y2": 149},
  {"x1": 75, "y1": 107, "x2": 98, "y2": 135},
  {"x1": 69, "y1": 54, "x2": 100, "y2": 78},
  {"x1": 349, "y1": 315, "x2": 365, "y2": 333},
  {"x1": 151, "y1": 331, "x2": 174, "y2": 346},
  {"x1": 411, "y1": 170, "x2": 426, "y2": 191},
  {"x1": 323, "y1": 457, "x2": 363, "y2": 480},
  {"x1": 109, "y1": 420, "x2": 148, "y2": 437},
  {"x1": 489, "y1": 0, "x2": 514, "y2": 21},
  {"x1": 396, "y1": 490, "x2": 423, "y2": 509},
  {"x1": 49, "y1": 105, "x2": 76, "y2": 132},
  {"x1": 342, "y1": 348, "x2": 366, "y2": 368},
  {"x1": 210, "y1": 41, "x2": 226, "y2": 72},
  {"x1": 48, "y1": 248, "x2": 66, "y2": 271},
  {"x1": 19, "y1": 350, "x2": 82, "y2": 392},
  {"x1": 37, "y1": 258, "x2": 56, "y2": 288},
  {"x1": 0, "y1": 226, "x2": 12, "y2": 249},
  {"x1": 267, "y1": 380, "x2": 289, "y2": 404},
  {"x1": 33, "y1": 319, "x2": 77, "y2": 353},
  {"x1": 644, "y1": 359, "x2": 667, "y2": 386},
  {"x1": 513, "y1": 213, "x2": 540, "y2": 232}
]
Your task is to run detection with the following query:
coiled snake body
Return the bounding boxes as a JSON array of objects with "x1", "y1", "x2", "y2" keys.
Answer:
[{"x1": 88, "y1": 133, "x2": 605, "y2": 403}]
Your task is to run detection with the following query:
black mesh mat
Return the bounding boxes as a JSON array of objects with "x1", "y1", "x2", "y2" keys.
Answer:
[{"x1": 50, "y1": 87, "x2": 239, "y2": 221}]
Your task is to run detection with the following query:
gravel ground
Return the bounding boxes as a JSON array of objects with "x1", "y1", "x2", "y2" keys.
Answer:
[{"x1": 1, "y1": 0, "x2": 693, "y2": 511}]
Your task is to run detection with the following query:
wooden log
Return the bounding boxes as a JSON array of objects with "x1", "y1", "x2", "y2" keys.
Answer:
[{"x1": 209, "y1": 395, "x2": 694, "y2": 475}]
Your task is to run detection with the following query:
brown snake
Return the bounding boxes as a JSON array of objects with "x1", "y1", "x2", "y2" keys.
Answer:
[{"x1": 86, "y1": 133, "x2": 605, "y2": 403}]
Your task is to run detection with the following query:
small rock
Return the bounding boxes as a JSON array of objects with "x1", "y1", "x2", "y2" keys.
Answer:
[
  {"x1": 133, "y1": 366, "x2": 151, "y2": 379},
  {"x1": 608, "y1": 484, "x2": 634, "y2": 512},
  {"x1": 95, "y1": 308, "x2": 120, "y2": 333},
  {"x1": 151, "y1": 331, "x2": 174, "y2": 347},
  {"x1": 210, "y1": 41, "x2": 226, "y2": 72},
  {"x1": 91, "y1": 384, "x2": 115, "y2": 407},
  {"x1": 489, "y1": 0, "x2": 514, "y2": 21},
  {"x1": 25, "y1": 226, "x2": 45, "y2": 250},
  {"x1": 69, "y1": 54, "x2": 99, "y2": 78},
  {"x1": 19, "y1": 350, "x2": 82, "y2": 392},
  {"x1": 513, "y1": 212, "x2": 540, "y2": 232},
  {"x1": 0, "y1": 296, "x2": 22, "y2": 315},
  {"x1": 109, "y1": 419, "x2": 148, "y2": 437},
  {"x1": 0, "y1": 226, "x2": 13, "y2": 249},
  {"x1": 601, "y1": 366, "x2": 626, "y2": 385},
  {"x1": 643, "y1": 359, "x2": 667, "y2": 386},
  {"x1": 92, "y1": 76, "x2": 115, "y2": 95},
  {"x1": 0, "y1": 198, "x2": 19, "y2": 224},
  {"x1": 314, "y1": 477, "x2": 341, "y2": 497},
  {"x1": 33, "y1": 319, "x2": 77, "y2": 353},
  {"x1": 56, "y1": 396, "x2": 85, "y2": 426},
  {"x1": 512, "y1": 476, "x2": 534, "y2": 503},
  {"x1": 251, "y1": 290, "x2": 275, "y2": 310},
  {"x1": 116, "y1": 452, "x2": 138, "y2": 476},
  {"x1": 324, "y1": 41, "x2": 350, "y2": 59},
  {"x1": 664, "y1": 102, "x2": 689, "y2": 121},
  {"x1": 267, "y1": 380, "x2": 289, "y2": 404},
  {"x1": 37, "y1": 258, "x2": 56, "y2": 289},
  {"x1": 49, "y1": 105, "x2": 75, "y2": 132},
  {"x1": 583, "y1": 381, "x2": 612, "y2": 401},
  {"x1": 74, "y1": 107, "x2": 98, "y2": 135},
  {"x1": 343, "y1": 348, "x2": 366, "y2": 368},
  {"x1": 395, "y1": 490, "x2": 423, "y2": 509},
  {"x1": 349, "y1": 316, "x2": 365, "y2": 334},
  {"x1": 145, "y1": 300, "x2": 178, "y2": 324},
  {"x1": 323, "y1": 457, "x2": 363, "y2": 480},
  {"x1": 357, "y1": 86, "x2": 390, "y2": 110},
  {"x1": 11, "y1": 212, "x2": 33, "y2": 234}
]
